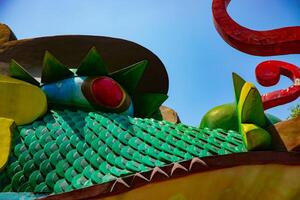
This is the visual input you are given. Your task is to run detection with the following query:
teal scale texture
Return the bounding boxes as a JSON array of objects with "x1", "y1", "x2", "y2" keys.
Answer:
[{"x1": 0, "y1": 109, "x2": 246, "y2": 194}]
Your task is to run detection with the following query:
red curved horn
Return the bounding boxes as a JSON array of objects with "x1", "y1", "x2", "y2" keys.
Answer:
[
  {"x1": 256, "y1": 60, "x2": 300, "y2": 110},
  {"x1": 212, "y1": 0, "x2": 300, "y2": 56}
]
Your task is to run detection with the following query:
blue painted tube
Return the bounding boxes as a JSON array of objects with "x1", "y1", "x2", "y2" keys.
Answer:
[
  {"x1": 41, "y1": 76, "x2": 93, "y2": 109},
  {"x1": 41, "y1": 76, "x2": 134, "y2": 116}
]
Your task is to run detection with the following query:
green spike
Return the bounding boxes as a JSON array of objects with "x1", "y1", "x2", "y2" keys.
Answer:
[
  {"x1": 9, "y1": 60, "x2": 39, "y2": 86},
  {"x1": 110, "y1": 60, "x2": 148, "y2": 94},
  {"x1": 238, "y1": 83, "x2": 267, "y2": 127},
  {"x1": 237, "y1": 81, "x2": 271, "y2": 150},
  {"x1": 41, "y1": 51, "x2": 74, "y2": 83},
  {"x1": 76, "y1": 47, "x2": 108, "y2": 76},
  {"x1": 232, "y1": 73, "x2": 246, "y2": 103},
  {"x1": 133, "y1": 93, "x2": 168, "y2": 117}
]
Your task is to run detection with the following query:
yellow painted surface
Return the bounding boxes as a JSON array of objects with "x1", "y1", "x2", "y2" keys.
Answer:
[
  {"x1": 237, "y1": 83, "x2": 253, "y2": 149},
  {"x1": 0, "y1": 118, "x2": 15, "y2": 171},
  {"x1": 0, "y1": 75, "x2": 47, "y2": 125},
  {"x1": 237, "y1": 82, "x2": 270, "y2": 150},
  {"x1": 237, "y1": 82, "x2": 253, "y2": 118},
  {"x1": 237, "y1": 82, "x2": 266, "y2": 127},
  {"x1": 101, "y1": 164, "x2": 300, "y2": 200},
  {"x1": 241, "y1": 124, "x2": 271, "y2": 150}
]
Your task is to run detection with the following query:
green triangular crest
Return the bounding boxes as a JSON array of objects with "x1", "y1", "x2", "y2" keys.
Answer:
[
  {"x1": 41, "y1": 51, "x2": 74, "y2": 83},
  {"x1": 110, "y1": 60, "x2": 148, "y2": 94},
  {"x1": 9, "y1": 59, "x2": 40, "y2": 86},
  {"x1": 133, "y1": 93, "x2": 168, "y2": 117},
  {"x1": 76, "y1": 47, "x2": 108, "y2": 76},
  {"x1": 232, "y1": 73, "x2": 271, "y2": 150},
  {"x1": 232, "y1": 72, "x2": 246, "y2": 103},
  {"x1": 238, "y1": 83, "x2": 267, "y2": 127}
]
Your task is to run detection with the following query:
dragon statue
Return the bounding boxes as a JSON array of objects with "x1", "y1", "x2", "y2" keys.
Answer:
[{"x1": 0, "y1": 0, "x2": 299, "y2": 199}]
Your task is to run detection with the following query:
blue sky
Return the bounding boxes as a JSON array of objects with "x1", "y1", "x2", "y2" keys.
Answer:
[{"x1": 0, "y1": 0, "x2": 299, "y2": 126}]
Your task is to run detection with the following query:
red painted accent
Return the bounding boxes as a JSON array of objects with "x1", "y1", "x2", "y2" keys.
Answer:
[
  {"x1": 92, "y1": 77, "x2": 124, "y2": 108},
  {"x1": 212, "y1": 0, "x2": 300, "y2": 109},
  {"x1": 212, "y1": 0, "x2": 300, "y2": 56},
  {"x1": 256, "y1": 61, "x2": 300, "y2": 110}
]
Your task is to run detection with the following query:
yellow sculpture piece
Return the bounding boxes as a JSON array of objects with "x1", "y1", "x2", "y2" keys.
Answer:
[
  {"x1": 0, "y1": 75, "x2": 47, "y2": 171},
  {"x1": 100, "y1": 164, "x2": 300, "y2": 200},
  {"x1": 234, "y1": 74, "x2": 272, "y2": 150},
  {"x1": 241, "y1": 123, "x2": 272, "y2": 150},
  {"x1": 0, "y1": 75, "x2": 47, "y2": 125},
  {"x1": 0, "y1": 118, "x2": 15, "y2": 171},
  {"x1": 237, "y1": 82, "x2": 266, "y2": 127}
]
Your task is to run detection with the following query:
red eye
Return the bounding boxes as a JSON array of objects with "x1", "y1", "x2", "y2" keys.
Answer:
[{"x1": 91, "y1": 77, "x2": 124, "y2": 108}]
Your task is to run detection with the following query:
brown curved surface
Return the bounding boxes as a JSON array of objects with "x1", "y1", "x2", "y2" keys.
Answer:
[
  {"x1": 212, "y1": 0, "x2": 300, "y2": 56},
  {"x1": 159, "y1": 105, "x2": 181, "y2": 124},
  {"x1": 42, "y1": 151, "x2": 300, "y2": 200},
  {"x1": 0, "y1": 24, "x2": 168, "y2": 94},
  {"x1": 269, "y1": 117, "x2": 300, "y2": 151},
  {"x1": 0, "y1": 24, "x2": 17, "y2": 46}
]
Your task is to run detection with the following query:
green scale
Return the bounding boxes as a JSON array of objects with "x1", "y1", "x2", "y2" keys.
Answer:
[{"x1": 0, "y1": 109, "x2": 246, "y2": 194}]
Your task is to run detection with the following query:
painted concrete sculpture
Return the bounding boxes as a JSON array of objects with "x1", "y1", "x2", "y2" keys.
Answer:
[
  {"x1": 212, "y1": 0, "x2": 300, "y2": 56},
  {"x1": 201, "y1": 72, "x2": 276, "y2": 150},
  {"x1": 9, "y1": 48, "x2": 167, "y2": 117},
  {"x1": 0, "y1": 47, "x2": 168, "y2": 172},
  {"x1": 0, "y1": 0, "x2": 299, "y2": 198},
  {"x1": 212, "y1": 0, "x2": 300, "y2": 106},
  {"x1": 202, "y1": 0, "x2": 300, "y2": 146},
  {"x1": 256, "y1": 61, "x2": 300, "y2": 110},
  {"x1": 200, "y1": 60, "x2": 299, "y2": 133}
]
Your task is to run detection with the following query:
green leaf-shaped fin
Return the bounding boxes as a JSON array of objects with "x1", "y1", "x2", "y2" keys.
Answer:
[
  {"x1": 133, "y1": 93, "x2": 168, "y2": 117},
  {"x1": 233, "y1": 73, "x2": 271, "y2": 151},
  {"x1": 42, "y1": 51, "x2": 74, "y2": 83},
  {"x1": 76, "y1": 47, "x2": 108, "y2": 76},
  {"x1": 237, "y1": 82, "x2": 267, "y2": 127},
  {"x1": 110, "y1": 60, "x2": 148, "y2": 94},
  {"x1": 9, "y1": 60, "x2": 40, "y2": 86},
  {"x1": 232, "y1": 72, "x2": 246, "y2": 103}
]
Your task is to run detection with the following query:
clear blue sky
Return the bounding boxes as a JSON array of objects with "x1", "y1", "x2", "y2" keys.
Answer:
[{"x1": 0, "y1": 0, "x2": 299, "y2": 126}]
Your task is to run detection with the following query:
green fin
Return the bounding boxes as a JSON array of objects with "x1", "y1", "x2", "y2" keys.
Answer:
[
  {"x1": 76, "y1": 47, "x2": 108, "y2": 76},
  {"x1": 238, "y1": 83, "x2": 267, "y2": 127},
  {"x1": 41, "y1": 51, "x2": 74, "y2": 83},
  {"x1": 110, "y1": 60, "x2": 148, "y2": 94},
  {"x1": 133, "y1": 93, "x2": 168, "y2": 117},
  {"x1": 232, "y1": 72, "x2": 246, "y2": 103},
  {"x1": 233, "y1": 74, "x2": 271, "y2": 151},
  {"x1": 9, "y1": 60, "x2": 40, "y2": 86}
]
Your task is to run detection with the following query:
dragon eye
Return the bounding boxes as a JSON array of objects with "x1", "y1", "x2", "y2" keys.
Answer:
[
  {"x1": 81, "y1": 76, "x2": 132, "y2": 113},
  {"x1": 91, "y1": 77, "x2": 124, "y2": 108}
]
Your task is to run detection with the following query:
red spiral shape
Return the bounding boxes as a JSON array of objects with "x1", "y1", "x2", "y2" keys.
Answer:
[
  {"x1": 256, "y1": 61, "x2": 300, "y2": 110},
  {"x1": 212, "y1": 0, "x2": 300, "y2": 56},
  {"x1": 212, "y1": 0, "x2": 300, "y2": 109}
]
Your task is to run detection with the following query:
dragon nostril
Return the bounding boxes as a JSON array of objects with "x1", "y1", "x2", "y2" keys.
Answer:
[{"x1": 91, "y1": 77, "x2": 124, "y2": 108}]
